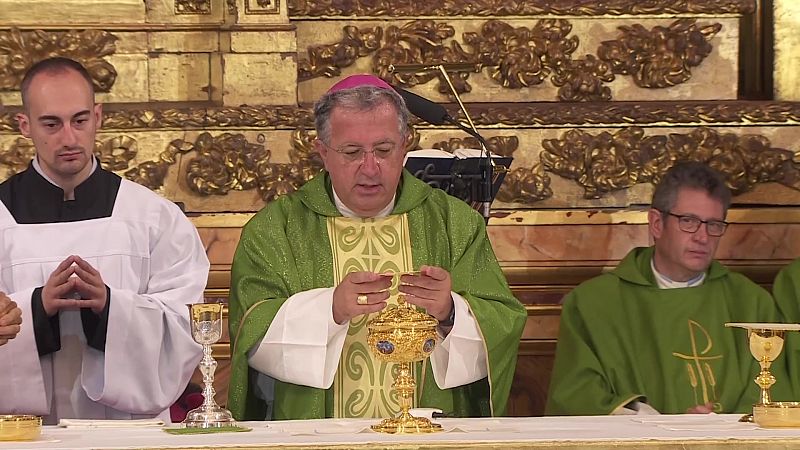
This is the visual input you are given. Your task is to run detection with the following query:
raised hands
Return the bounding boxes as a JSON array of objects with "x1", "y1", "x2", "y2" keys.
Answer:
[
  {"x1": 42, "y1": 255, "x2": 107, "y2": 316},
  {"x1": 332, "y1": 272, "x2": 393, "y2": 324},
  {"x1": 399, "y1": 265, "x2": 454, "y2": 323}
]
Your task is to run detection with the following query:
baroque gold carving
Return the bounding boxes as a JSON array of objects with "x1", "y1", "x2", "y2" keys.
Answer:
[
  {"x1": 496, "y1": 165, "x2": 553, "y2": 203},
  {"x1": 124, "y1": 138, "x2": 192, "y2": 191},
  {"x1": 552, "y1": 55, "x2": 613, "y2": 102},
  {"x1": 430, "y1": 135, "x2": 519, "y2": 157},
  {"x1": 185, "y1": 132, "x2": 270, "y2": 195},
  {"x1": 0, "y1": 136, "x2": 137, "y2": 176},
  {"x1": 597, "y1": 19, "x2": 722, "y2": 88},
  {"x1": 541, "y1": 127, "x2": 800, "y2": 199},
  {"x1": 147, "y1": 131, "x2": 325, "y2": 201},
  {"x1": 299, "y1": 18, "x2": 720, "y2": 101},
  {"x1": 104, "y1": 108, "x2": 209, "y2": 129},
  {"x1": 263, "y1": 128, "x2": 323, "y2": 200},
  {"x1": 461, "y1": 20, "x2": 578, "y2": 91},
  {"x1": 462, "y1": 102, "x2": 800, "y2": 127},
  {"x1": 6, "y1": 102, "x2": 800, "y2": 132},
  {"x1": 298, "y1": 26, "x2": 382, "y2": 81},
  {"x1": 0, "y1": 28, "x2": 118, "y2": 92},
  {"x1": 375, "y1": 20, "x2": 473, "y2": 95},
  {"x1": 0, "y1": 138, "x2": 35, "y2": 175},
  {"x1": 175, "y1": 0, "x2": 212, "y2": 14},
  {"x1": 95, "y1": 135, "x2": 138, "y2": 171},
  {"x1": 288, "y1": 0, "x2": 755, "y2": 17}
]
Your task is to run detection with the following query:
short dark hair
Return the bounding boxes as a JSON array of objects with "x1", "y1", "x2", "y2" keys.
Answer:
[
  {"x1": 314, "y1": 85, "x2": 409, "y2": 144},
  {"x1": 20, "y1": 57, "x2": 95, "y2": 108},
  {"x1": 652, "y1": 161, "x2": 732, "y2": 216}
]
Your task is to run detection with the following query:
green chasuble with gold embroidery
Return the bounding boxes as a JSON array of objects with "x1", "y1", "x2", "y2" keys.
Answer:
[
  {"x1": 228, "y1": 170, "x2": 526, "y2": 421},
  {"x1": 546, "y1": 246, "x2": 798, "y2": 415}
]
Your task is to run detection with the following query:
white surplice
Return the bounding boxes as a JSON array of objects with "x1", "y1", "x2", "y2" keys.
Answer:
[
  {"x1": 0, "y1": 179, "x2": 208, "y2": 424},
  {"x1": 248, "y1": 189, "x2": 487, "y2": 391}
]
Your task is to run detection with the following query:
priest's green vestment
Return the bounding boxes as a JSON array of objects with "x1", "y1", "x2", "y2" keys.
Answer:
[
  {"x1": 771, "y1": 258, "x2": 800, "y2": 393},
  {"x1": 228, "y1": 170, "x2": 526, "y2": 420},
  {"x1": 546, "y1": 246, "x2": 796, "y2": 415},
  {"x1": 774, "y1": 258, "x2": 800, "y2": 323}
]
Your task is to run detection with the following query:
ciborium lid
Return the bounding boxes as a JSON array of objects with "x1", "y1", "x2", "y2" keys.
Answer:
[{"x1": 368, "y1": 300, "x2": 438, "y2": 333}]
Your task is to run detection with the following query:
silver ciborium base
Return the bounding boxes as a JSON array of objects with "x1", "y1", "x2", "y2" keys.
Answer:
[{"x1": 183, "y1": 405, "x2": 236, "y2": 429}]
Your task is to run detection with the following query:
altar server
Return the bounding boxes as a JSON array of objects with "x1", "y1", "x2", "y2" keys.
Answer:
[{"x1": 0, "y1": 57, "x2": 209, "y2": 424}]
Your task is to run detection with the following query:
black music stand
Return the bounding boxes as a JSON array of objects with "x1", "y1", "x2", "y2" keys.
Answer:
[{"x1": 405, "y1": 151, "x2": 512, "y2": 220}]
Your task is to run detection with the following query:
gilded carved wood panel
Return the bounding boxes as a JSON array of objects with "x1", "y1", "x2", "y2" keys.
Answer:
[
  {"x1": 0, "y1": 1, "x2": 775, "y2": 215},
  {"x1": 295, "y1": 18, "x2": 735, "y2": 103}
]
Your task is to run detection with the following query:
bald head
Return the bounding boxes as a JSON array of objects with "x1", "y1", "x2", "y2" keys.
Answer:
[{"x1": 20, "y1": 57, "x2": 95, "y2": 112}]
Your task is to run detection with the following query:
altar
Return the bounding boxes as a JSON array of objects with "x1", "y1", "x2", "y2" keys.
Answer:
[{"x1": 5, "y1": 415, "x2": 800, "y2": 450}]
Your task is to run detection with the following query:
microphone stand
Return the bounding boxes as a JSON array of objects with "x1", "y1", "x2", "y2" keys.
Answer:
[
  {"x1": 390, "y1": 63, "x2": 498, "y2": 224},
  {"x1": 434, "y1": 65, "x2": 494, "y2": 222}
]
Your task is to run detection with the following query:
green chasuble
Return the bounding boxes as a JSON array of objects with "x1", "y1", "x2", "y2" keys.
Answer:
[
  {"x1": 773, "y1": 258, "x2": 800, "y2": 323},
  {"x1": 771, "y1": 258, "x2": 800, "y2": 392},
  {"x1": 546, "y1": 246, "x2": 797, "y2": 416},
  {"x1": 228, "y1": 170, "x2": 526, "y2": 420}
]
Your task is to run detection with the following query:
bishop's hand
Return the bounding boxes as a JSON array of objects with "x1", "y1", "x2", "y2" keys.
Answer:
[
  {"x1": 399, "y1": 265, "x2": 454, "y2": 324},
  {"x1": 0, "y1": 293, "x2": 21, "y2": 346},
  {"x1": 332, "y1": 271, "x2": 392, "y2": 325}
]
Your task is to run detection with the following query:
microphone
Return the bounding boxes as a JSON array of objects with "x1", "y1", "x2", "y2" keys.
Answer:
[
  {"x1": 392, "y1": 86, "x2": 487, "y2": 147},
  {"x1": 393, "y1": 86, "x2": 450, "y2": 125}
]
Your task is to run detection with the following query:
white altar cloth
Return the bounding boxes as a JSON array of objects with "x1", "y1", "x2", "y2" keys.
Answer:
[{"x1": 3, "y1": 414, "x2": 800, "y2": 449}]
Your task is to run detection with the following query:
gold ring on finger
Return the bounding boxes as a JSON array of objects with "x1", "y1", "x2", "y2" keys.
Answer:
[{"x1": 357, "y1": 294, "x2": 368, "y2": 305}]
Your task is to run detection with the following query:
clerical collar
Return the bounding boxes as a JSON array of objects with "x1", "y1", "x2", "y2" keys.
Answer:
[
  {"x1": 0, "y1": 158, "x2": 121, "y2": 224},
  {"x1": 650, "y1": 258, "x2": 706, "y2": 289},
  {"x1": 32, "y1": 155, "x2": 98, "y2": 189},
  {"x1": 331, "y1": 188, "x2": 395, "y2": 218}
]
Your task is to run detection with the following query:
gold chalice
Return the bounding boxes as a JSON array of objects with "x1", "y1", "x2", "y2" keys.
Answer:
[
  {"x1": 366, "y1": 295, "x2": 442, "y2": 433},
  {"x1": 183, "y1": 303, "x2": 237, "y2": 428},
  {"x1": 725, "y1": 323, "x2": 800, "y2": 423}
]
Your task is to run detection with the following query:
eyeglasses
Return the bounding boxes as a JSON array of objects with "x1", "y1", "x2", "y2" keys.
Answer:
[
  {"x1": 319, "y1": 140, "x2": 398, "y2": 165},
  {"x1": 661, "y1": 211, "x2": 728, "y2": 237}
]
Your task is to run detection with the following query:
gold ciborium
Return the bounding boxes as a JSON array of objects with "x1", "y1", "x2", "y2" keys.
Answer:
[
  {"x1": 725, "y1": 323, "x2": 800, "y2": 422},
  {"x1": 184, "y1": 303, "x2": 236, "y2": 428},
  {"x1": 366, "y1": 295, "x2": 442, "y2": 434}
]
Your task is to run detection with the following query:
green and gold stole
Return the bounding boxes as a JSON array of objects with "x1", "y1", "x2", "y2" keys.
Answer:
[{"x1": 326, "y1": 214, "x2": 414, "y2": 418}]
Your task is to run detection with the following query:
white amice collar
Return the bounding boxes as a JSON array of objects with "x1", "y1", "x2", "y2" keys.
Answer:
[
  {"x1": 332, "y1": 187, "x2": 395, "y2": 218},
  {"x1": 651, "y1": 258, "x2": 706, "y2": 289},
  {"x1": 32, "y1": 156, "x2": 98, "y2": 189}
]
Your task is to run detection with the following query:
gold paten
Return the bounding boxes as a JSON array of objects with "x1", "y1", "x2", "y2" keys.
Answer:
[
  {"x1": 366, "y1": 295, "x2": 442, "y2": 434},
  {"x1": 0, "y1": 415, "x2": 42, "y2": 441},
  {"x1": 753, "y1": 402, "x2": 800, "y2": 428}
]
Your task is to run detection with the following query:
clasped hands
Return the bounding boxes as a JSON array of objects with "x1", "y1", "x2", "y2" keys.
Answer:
[
  {"x1": 42, "y1": 255, "x2": 107, "y2": 317},
  {"x1": 332, "y1": 265, "x2": 454, "y2": 325}
]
